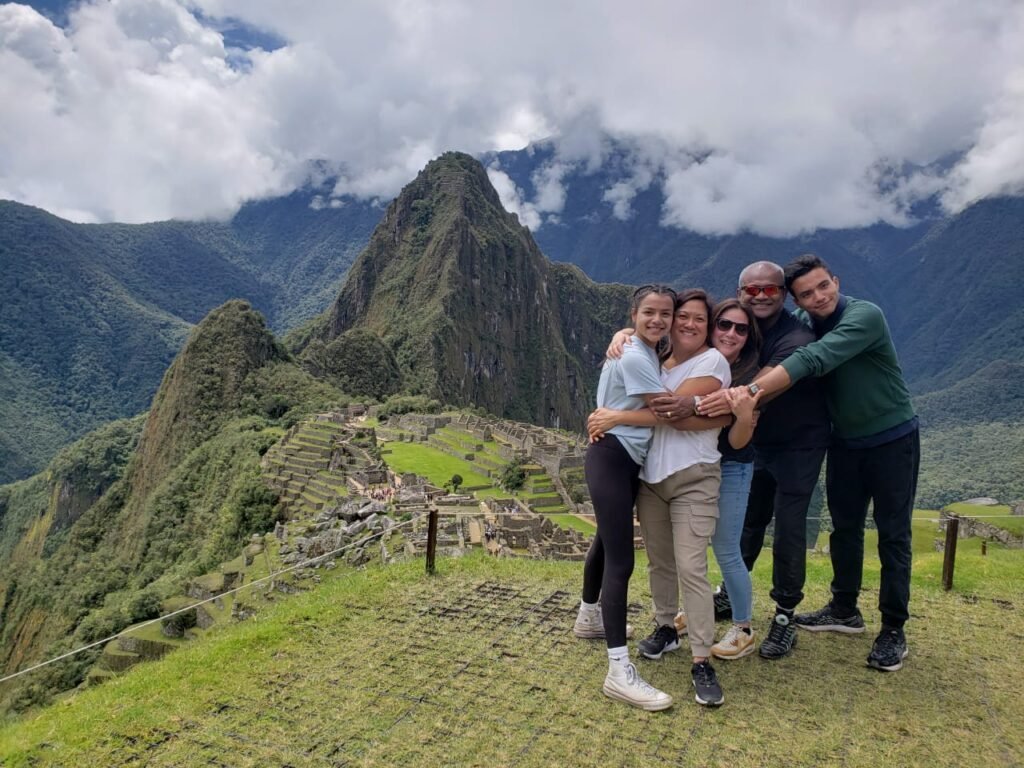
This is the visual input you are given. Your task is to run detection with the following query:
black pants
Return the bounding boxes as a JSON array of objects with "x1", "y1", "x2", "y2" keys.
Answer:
[
  {"x1": 740, "y1": 447, "x2": 826, "y2": 611},
  {"x1": 581, "y1": 436, "x2": 641, "y2": 648},
  {"x1": 827, "y1": 429, "x2": 919, "y2": 628}
]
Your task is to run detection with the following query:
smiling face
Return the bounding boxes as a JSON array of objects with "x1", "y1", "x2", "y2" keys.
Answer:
[
  {"x1": 712, "y1": 307, "x2": 750, "y2": 364},
  {"x1": 790, "y1": 266, "x2": 840, "y2": 320},
  {"x1": 631, "y1": 292, "x2": 675, "y2": 346},
  {"x1": 671, "y1": 298, "x2": 710, "y2": 360},
  {"x1": 737, "y1": 263, "x2": 786, "y2": 323}
]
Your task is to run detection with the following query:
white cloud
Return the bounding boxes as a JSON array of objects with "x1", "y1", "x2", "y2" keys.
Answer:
[{"x1": 1, "y1": 0, "x2": 1022, "y2": 233}]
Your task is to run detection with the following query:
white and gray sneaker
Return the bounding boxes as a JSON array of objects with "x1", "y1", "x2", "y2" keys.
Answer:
[
  {"x1": 573, "y1": 605, "x2": 634, "y2": 639},
  {"x1": 603, "y1": 663, "x2": 674, "y2": 711}
]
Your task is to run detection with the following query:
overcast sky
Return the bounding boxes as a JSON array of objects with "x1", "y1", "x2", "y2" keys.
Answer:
[{"x1": 1, "y1": 0, "x2": 1022, "y2": 235}]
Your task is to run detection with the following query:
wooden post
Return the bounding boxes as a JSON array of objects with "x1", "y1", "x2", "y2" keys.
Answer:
[
  {"x1": 426, "y1": 508, "x2": 439, "y2": 575},
  {"x1": 981, "y1": 540, "x2": 987, "y2": 556},
  {"x1": 942, "y1": 516, "x2": 959, "y2": 591}
]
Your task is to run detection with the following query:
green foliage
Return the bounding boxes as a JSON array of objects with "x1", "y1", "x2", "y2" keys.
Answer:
[
  {"x1": 498, "y1": 460, "x2": 527, "y2": 493},
  {"x1": 378, "y1": 394, "x2": 442, "y2": 418},
  {"x1": 299, "y1": 329, "x2": 403, "y2": 400},
  {"x1": 449, "y1": 474, "x2": 463, "y2": 492}
]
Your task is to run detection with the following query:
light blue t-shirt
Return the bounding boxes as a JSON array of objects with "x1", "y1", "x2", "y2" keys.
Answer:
[{"x1": 595, "y1": 335, "x2": 666, "y2": 465}]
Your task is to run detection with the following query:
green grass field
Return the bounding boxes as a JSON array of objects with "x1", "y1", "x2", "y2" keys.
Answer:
[
  {"x1": 945, "y1": 502, "x2": 1024, "y2": 536},
  {"x1": 2, "y1": 527, "x2": 1022, "y2": 767},
  {"x1": 381, "y1": 440, "x2": 493, "y2": 489},
  {"x1": 546, "y1": 513, "x2": 597, "y2": 535}
]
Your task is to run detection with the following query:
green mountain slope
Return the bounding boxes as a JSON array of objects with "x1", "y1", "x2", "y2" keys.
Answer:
[
  {"x1": 0, "y1": 195, "x2": 379, "y2": 484},
  {"x1": 300, "y1": 152, "x2": 633, "y2": 430},
  {"x1": 0, "y1": 301, "x2": 345, "y2": 711}
]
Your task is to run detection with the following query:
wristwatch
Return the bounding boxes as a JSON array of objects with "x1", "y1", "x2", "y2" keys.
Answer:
[{"x1": 747, "y1": 383, "x2": 762, "y2": 396}]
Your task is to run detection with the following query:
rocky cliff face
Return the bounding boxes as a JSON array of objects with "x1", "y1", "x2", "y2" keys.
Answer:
[{"x1": 308, "y1": 152, "x2": 631, "y2": 429}]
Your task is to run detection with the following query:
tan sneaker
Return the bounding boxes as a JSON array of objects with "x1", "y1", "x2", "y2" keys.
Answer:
[
  {"x1": 603, "y1": 662, "x2": 673, "y2": 711},
  {"x1": 673, "y1": 611, "x2": 689, "y2": 636},
  {"x1": 573, "y1": 605, "x2": 634, "y2": 639},
  {"x1": 711, "y1": 624, "x2": 756, "y2": 660}
]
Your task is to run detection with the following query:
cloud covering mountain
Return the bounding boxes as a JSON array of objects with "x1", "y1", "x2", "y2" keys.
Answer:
[{"x1": 2, "y1": 0, "x2": 1023, "y2": 234}]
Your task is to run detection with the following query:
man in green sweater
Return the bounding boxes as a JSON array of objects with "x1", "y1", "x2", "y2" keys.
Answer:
[{"x1": 700, "y1": 253, "x2": 919, "y2": 672}]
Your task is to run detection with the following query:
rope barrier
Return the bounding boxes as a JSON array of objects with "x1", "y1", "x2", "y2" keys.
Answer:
[{"x1": 0, "y1": 513, "x2": 426, "y2": 685}]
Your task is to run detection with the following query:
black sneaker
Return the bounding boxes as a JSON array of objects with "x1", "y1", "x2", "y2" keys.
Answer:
[
  {"x1": 759, "y1": 612, "x2": 798, "y2": 659},
  {"x1": 713, "y1": 584, "x2": 732, "y2": 622},
  {"x1": 638, "y1": 624, "x2": 680, "y2": 660},
  {"x1": 867, "y1": 628, "x2": 908, "y2": 672},
  {"x1": 691, "y1": 660, "x2": 724, "y2": 706},
  {"x1": 794, "y1": 603, "x2": 866, "y2": 634}
]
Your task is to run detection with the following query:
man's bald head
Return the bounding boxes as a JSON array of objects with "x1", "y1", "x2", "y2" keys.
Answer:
[{"x1": 738, "y1": 261, "x2": 784, "y2": 288}]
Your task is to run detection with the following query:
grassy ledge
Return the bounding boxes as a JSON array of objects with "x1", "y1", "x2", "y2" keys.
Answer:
[{"x1": 2, "y1": 533, "x2": 1023, "y2": 767}]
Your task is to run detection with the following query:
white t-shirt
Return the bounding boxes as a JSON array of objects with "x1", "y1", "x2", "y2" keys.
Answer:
[{"x1": 640, "y1": 347, "x2": 732, "y2": 484}]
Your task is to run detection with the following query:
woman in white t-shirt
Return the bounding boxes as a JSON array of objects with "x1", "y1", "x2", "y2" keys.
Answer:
[{"x1": 587, "y1": 289, "x2": 730, "y2": 707}]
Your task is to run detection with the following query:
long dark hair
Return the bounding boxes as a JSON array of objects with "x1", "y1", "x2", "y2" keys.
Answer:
[{"x1": 710, "y1": 298, "x2": 762, "y2": 384}]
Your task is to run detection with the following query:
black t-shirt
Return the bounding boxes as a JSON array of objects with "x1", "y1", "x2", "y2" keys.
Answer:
[
  {"x1": 718, "y1": 369, "x2": 756, "y2": 464},
  {"x1": 752, "y1": 309, "x2": 831, "y2": 452}
]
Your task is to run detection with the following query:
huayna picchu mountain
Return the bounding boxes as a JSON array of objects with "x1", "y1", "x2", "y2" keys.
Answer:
[{"x1": 295, "y1": 152, "x2": 633, "y2": 430}]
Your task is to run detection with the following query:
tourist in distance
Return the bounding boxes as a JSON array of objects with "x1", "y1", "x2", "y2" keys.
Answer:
[
  {"x1": 587, "y1": 290, "x2": 733, "y2": 707},
  {"x1": 604, "y1": 297, "x2": 764, "y2": 664},
  {"x1": 699, "y1": 254, "x2": 919, "y2": 672},
  {"x1": 572, "y1": 284, "x2": 677, "y2": 711}
]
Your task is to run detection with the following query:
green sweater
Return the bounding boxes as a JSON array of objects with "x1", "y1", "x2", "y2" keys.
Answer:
[{"x1": 780, "y1": 297, "x2": 915, "y2": 440}]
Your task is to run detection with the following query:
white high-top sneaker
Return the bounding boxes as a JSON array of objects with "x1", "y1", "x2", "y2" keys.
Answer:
[
  {"x1": 573, "y1": 605, "x2": 634, "y2": 639},
  {"x1": 602, "y1": 663, "x2": 674, "y2": 711}
]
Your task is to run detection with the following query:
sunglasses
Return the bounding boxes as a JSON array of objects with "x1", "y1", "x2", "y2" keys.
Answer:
[
  {"x1": 741, "y1": 284, "x2": 784, "y2": 297},
  {"x1": 716, "y1": 318, "x2": 750, "y2": 336}
]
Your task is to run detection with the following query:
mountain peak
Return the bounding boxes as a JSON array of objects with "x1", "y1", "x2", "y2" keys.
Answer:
[{"x1": 306, "y1": 153, "x2": 625, "y2": 429}]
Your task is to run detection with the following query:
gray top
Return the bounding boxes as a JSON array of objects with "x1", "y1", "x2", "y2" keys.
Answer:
[{"x1": 595, "y1": 335, "x2": 666, "y2": 465}]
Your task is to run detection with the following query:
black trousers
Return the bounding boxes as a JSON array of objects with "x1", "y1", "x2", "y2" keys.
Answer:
[
  {"x1": 581, "y1": 436, "x2": 641, "y2": 648},
  {"x1": 740, "y1": 447, "x2": 826, "y2": 611},
  {"x1": 827, "y1": 429, "x2": 919, "y2": 628}
]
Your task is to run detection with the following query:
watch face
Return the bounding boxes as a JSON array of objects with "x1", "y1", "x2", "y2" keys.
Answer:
[{"x1": 749, "y1": 383, "x2": 761, "y2": 395}]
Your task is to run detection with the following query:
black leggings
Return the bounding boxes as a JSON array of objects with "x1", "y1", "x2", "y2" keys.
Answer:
[{"x1": 581, "y1": 436, "x2": 642, "y2": 648}]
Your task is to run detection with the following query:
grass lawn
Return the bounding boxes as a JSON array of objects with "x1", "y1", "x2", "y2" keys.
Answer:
[
  {"x1": 381, "y1": 440, "x2": 493, "y2": 489},
  {"x1": 945, "y1": 502, "x2": 1024, "y2": 536},
  {"x1": 547, "y1": 513, "x2": 597, "y2": 535},
  {"x1": 3, "y1": 541, "x2": 1023, "y2": 767}
]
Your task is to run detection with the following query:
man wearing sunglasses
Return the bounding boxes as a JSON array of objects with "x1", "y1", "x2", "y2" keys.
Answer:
[
  {"x1": 729, "y1": 261, "x2": 831, "y2": 660},
  {"x1": 709, "y1": 254, "x2": 918, "y2": 673}
]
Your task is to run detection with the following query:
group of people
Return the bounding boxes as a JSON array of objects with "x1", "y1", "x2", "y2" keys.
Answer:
[{"x1": 573, "y1": 254, "x2": 919, "y2": 711}]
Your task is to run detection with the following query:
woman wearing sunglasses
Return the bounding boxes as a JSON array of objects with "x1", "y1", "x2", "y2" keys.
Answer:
[{"x1": 703, "y1": 299, "x2": 763, "y2": 660}]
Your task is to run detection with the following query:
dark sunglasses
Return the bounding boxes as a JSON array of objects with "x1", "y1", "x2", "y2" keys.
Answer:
[
  {"x1": 741, "y1": 284, "x2": 784, "y2": 297},
  {"x1": 716, "y1": 318, "x2": 750, "y2": 336}
]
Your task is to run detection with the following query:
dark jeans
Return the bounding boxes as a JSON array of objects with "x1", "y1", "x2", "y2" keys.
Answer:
[
  {"x1": 581, "y1": 436, "x2": 641, "y2": 648},
  {"x1": 741, "y1": 446, "x2": 826, "y2": 611},
  {"x1": 827, "y1": 429, "x2": 919, "y2": 628}
]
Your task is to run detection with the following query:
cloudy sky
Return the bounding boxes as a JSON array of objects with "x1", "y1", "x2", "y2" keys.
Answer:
[{"x1": 1, "y1": 0, "x2": 1022, "y2": 235}]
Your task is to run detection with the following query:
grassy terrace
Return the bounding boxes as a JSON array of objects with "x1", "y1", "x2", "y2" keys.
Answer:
[
  {"x1": 2, "y1": 534, "x2": 1023, "y2": 767},
  {"x1": 945, "y1": 502, "x2": 1024, "y2": 536}
]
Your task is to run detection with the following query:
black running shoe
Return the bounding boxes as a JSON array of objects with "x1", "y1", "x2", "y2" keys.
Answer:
[
  {"x1": 713, "y1": 584, "x2": 732, "y2": 622},
  {"x1": 638, "y1": 624, "x2": 680, "y2": 660},
  {"x1": 867, "y1": 628, "x2": 908, "y2": 672},
  {"x1": 794, "y1": 603, "x2": 866, "y2": 634},
  {"x1": 691, "y1": 660, "x2": 724, "y2": 706},
  {"x1": 759, "y1": 612, "x2": 798, "y2": 659}
]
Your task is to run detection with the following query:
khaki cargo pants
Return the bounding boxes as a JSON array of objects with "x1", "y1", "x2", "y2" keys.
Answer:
[{"x1": 636, "y1": 461, "x2": 721, "y2": 658}]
